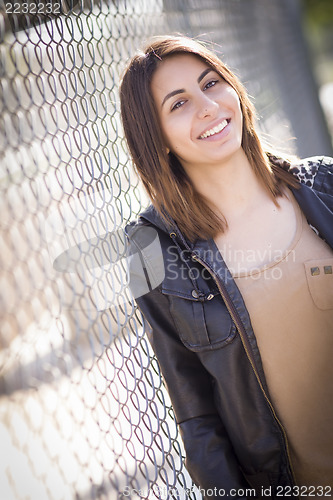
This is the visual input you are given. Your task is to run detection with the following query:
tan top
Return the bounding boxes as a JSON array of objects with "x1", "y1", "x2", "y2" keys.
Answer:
[{"x1": 234, "y1": 191, "x2": 333, "y2": 488}]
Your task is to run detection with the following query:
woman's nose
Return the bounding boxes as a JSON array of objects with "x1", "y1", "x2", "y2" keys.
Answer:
[{"x1": 196, "y1": 93, "x2": 219, "y2": 119}]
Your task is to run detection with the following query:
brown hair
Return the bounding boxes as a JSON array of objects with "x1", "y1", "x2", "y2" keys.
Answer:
[{"x1": 120, "y1": 35, "x2": 299, "y2": 241}]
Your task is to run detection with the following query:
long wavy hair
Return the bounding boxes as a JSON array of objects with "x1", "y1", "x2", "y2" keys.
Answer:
[{"x1": 120, "y1": 35, "x2": 299, "y2": 241}]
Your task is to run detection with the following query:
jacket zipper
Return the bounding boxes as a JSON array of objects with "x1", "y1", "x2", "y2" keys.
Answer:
[{"x1": 191, "y1": 252, "x2": 297, "y2": 487}]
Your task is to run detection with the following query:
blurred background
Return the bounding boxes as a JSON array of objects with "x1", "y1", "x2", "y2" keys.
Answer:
[
  {"x1": 0, "y1": 1, "x2": 332, "y2": 500},
  {"x1": 301, "y1": 0, "x2": 333, "y2": 149}
]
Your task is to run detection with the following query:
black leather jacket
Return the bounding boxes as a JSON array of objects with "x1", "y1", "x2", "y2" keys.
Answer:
[{"x1": 125, "y1": 157, "x2": 333, "y2": 499}]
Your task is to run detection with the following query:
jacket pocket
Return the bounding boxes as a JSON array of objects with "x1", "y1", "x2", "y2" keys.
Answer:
[
  {"x1": 304, "y1": 258, "x2": 333, "y2": 310},
  {"x1": 164, "y1": 290, "x2": 236, "y2": 352}
]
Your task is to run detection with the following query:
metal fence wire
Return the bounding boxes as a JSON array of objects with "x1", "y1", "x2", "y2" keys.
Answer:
[{"x1": 0, "y1": 1, "x2": 332, "y2": 500}]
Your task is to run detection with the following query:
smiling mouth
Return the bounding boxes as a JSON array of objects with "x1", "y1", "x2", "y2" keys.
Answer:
[{"x1": 199, "y1": 118, "x2": 230, "y2": 139}]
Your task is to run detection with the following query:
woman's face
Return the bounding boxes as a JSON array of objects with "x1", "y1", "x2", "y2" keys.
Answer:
[{"x1": 151, "y1": 53, "x2": 243, "y2": 172}]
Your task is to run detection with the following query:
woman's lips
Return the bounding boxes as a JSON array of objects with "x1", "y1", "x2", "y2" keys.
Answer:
[{"x1": 198, "y1": 118, "x2": 231, "y2": 140}]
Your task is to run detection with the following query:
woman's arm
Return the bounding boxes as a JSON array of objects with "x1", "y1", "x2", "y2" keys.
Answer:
[{"x1": 135, "y1": 287, "x2": 249, "y2": 498}]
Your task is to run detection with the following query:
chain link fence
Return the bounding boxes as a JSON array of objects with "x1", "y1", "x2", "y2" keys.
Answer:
[{"x1": 0, "y1": 1, "x2": 332, "y2": 500}]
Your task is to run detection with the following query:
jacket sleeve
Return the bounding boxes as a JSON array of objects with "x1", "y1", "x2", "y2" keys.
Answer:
[{"x1": 135, "y1": 287, "x2": 250, "y2": 498}]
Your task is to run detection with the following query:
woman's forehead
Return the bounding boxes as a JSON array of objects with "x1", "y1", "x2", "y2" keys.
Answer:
[
  {"x1": 155, "y1": 52, "x2": 210, "y2": 73},
  {"x1": 151, "y1": 54, "x2": 214, "y2": 91}
]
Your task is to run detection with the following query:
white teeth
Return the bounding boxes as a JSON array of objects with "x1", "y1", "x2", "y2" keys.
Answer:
[{"x1": 200, "y1": 119, "x2": 228, "y2": 139}]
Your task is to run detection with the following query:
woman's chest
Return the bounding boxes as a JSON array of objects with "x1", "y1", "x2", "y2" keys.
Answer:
[{"x1": 214, "y1": 194, "x2": 298, "y2": 273}]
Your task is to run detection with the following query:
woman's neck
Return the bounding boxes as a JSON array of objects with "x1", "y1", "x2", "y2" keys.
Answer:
[{"x1": 188, "y1": 149, "x2": 270, "y2": 224}]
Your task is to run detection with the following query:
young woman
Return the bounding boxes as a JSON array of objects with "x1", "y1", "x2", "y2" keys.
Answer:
[{"x1": 120, "y1": 35, "x2": 333, "y2": 499}]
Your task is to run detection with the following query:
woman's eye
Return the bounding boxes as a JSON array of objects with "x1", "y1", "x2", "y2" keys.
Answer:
[
  {"x1": 204, "y1": 79, "x2": 218, "y2": 90},
  {"x1": 171, "y1": 100, "x2": 185, "y2": 111}
]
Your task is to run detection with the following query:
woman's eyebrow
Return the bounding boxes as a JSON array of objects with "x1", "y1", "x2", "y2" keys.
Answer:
[
  {"x1": 161, "y1": 88, "x2": 185, "y2": 108},
  {"x1": 161, "y1": 67, "x2": 214, "y2": 108},
  {"x1": 197, "y1": 67, "x2": 213, "y2": 84}
]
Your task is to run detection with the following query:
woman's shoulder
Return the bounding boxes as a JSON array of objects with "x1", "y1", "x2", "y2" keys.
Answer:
[
  {"x1": 289, "y1": 155, "x2": 333, "y2": 189},
  {"x1": 124, "y1": 207, "x2": 167, "y2": 300},
  {"x1": 125, "y1": 205, "x2": 177, "y2": 261},
  {"x1": 125, "y1": 204, "x2": 168, "y2": 233},
  {"x1": 269, "y1": 153, "x2": 333, "y2": 191},
  {"x1": 124, "y1": 206, "x2": 163, "y2": 252}
]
